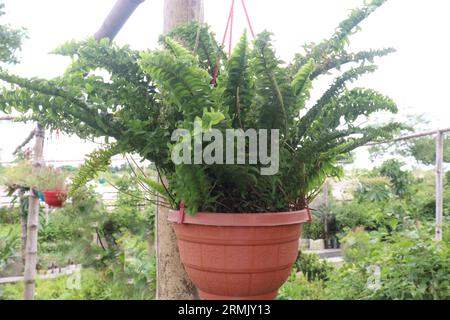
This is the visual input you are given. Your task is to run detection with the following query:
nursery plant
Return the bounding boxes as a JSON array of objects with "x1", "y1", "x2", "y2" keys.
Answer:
[
  {"x1": 32, "y1": 166, "x2": 69, "y2": 208},
  {"x1": 1, "y1": 161, "x2": 33, "y2": 190},
  {"x1": 0, "y1": 0, "x2": 400, "y2": 299}
]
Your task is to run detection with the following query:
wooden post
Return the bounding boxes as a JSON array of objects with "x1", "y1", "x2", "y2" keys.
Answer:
[
  {"x1": 435, "y1": 131, "x2": 444, "y2": 241},
  {"x1": 163, "y1": 0, "x2": 204, "y2": 34},
  {"x1": 155, "y1": 0, "x2": 204, "y2": 300},
  {"x1": 23, "y1": 124, "x2": 45, "y2": 300}
]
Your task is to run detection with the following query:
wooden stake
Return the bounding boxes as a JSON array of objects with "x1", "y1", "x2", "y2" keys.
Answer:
[
  {"x1": 435, "y1": 131, "x2": 444, "y2": 241},
  {"x1": 23, "y1": 124, "x2": 45, "y2": 300}
]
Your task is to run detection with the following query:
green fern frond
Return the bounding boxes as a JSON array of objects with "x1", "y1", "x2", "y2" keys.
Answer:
[
  {"x1": 296, "y1": 65, "x2": 378, "y2": 140},
  {"x1": 222, "y1": 32, "x2": 254, "y2": 128},
  {"x1": 139, "y1": 49, "x2": 214, "y2": 124},
  {"x1": 170, "y1": 165, "x2": 213, "y2": 215},
  {"x1": 70, "y1": 144, "x2": 123, "y2": 196},
  {"x1": 310, "y1": 48, "x2": 396, "y2": 80},
  {"x1": 291, "y1": 58, "x2": 315, "y2": 112},
  {"x1": 160, "y1": 36, "x2": 196, "y2": 62},
  {"x1": 139, "y1": 176, "x2": 176, "y2": 208},
  {"x1": 290, "y1": 0, "x2": 388, "y2": 76},
  {"x1": 251, "y1": 32, "x2": 293, "y2": 132},
  {"x1": 163, "y1": 22, "x2": 226, "y2": 76}
]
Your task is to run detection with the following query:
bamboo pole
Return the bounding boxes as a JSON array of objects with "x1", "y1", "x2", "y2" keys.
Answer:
[
  {"x1": 23, "y1": 124, "x2": 45, "y2": 300},
  {"x1": 367, "y1": 127, "x2": 450, "y2": 146},
  {"x1": 435, "y1": 131, "x2": 444, "y2": 241},
  {"x1": 18, "y1": 189, "x2": 27, "y2": 264}
]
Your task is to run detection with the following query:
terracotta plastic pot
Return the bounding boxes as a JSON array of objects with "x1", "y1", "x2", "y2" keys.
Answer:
[
  {"x1": 168, "y1": 209, "x2": 311, "y2": 300},
  {"x1": 43, "y1": 190, "x2": 67, "y2": 208}
]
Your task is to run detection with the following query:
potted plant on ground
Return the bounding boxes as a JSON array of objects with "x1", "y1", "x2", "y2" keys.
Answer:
[
  {"x1": 34, "y1": 167, "x2": 69, "y2": 208},
  {"x1": 0, "y1": 0, "x2": 400, "y2": 299}
]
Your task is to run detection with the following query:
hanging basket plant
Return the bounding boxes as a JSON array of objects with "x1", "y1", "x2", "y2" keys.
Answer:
[
  {"x1": 34, "y1": 166, "x2": 69, "y2": 208},
  {"x1": 42, "y1": 190, "x2": 67, "y2": 208},
  {"x1": 0, "y1": 0, "x2": 402, "y2": 300}
]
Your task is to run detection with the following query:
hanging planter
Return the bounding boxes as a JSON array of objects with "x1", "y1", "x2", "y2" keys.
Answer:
[
  {"x1": 0, "y1": 0, "x2": 400, "y2": 301},
  {"x1": 169, "y1": 208, "x2": 311, "y2": 300},
  {"x1": 43, "y1": 190, "x2": 67, "y2": 208},
  {"x1": 33, "y1": 166, "x2": 69, "y2": 208}
]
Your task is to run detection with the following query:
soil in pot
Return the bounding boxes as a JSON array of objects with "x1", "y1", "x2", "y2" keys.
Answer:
[{"x1": 169, "y1": 209, "x2": 310, "y2": 300}]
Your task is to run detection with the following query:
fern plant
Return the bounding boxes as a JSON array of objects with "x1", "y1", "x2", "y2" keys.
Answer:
[{"x1": 0, "y1": 0, "x2": 400, "y2": 214}]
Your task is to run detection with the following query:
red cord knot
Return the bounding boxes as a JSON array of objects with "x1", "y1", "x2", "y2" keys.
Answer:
[
  {"x1": 179, "y1": 202, "x2": 186, "y2": 224},
  {"x1": 306, "y1": 205, "x2": 313, "y2": 223}
]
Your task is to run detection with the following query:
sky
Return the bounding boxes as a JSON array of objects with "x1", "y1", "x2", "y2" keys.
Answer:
[{"x1": 0, "y1": 0, "x2": 450, "y2": 168}]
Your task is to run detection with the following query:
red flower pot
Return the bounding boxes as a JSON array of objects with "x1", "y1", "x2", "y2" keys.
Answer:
[
  {"x1": 43, "y1": 190, "x2": 67, "y2": 208},
  {"x1": 168, "y1": 209, "x2": 310, "y2": 300}
]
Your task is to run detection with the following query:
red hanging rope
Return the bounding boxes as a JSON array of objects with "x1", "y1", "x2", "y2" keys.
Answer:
[
  {"x1": 221, "y1": 0, "x2": 235, "y2": 46},
  {"x1": 212, "y1": 0, "x2": 255, "y2": 85},
  {"x1": 178, "y1": 202, "x2": 186, "y2": 224},
  {"x1": 228, "y1": 1, "x2": 235, "y2": 56},
  {"x1": 241, "y1": 0, "x2": 256, "y2": 39},
  {"x1": 306, "y1": 205, "x2": 313, "y2": 223}
]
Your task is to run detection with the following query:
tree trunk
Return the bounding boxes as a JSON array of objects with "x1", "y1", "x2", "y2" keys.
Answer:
[
  {"x1": 23, "y1": 124, "x2": 45, "y2": 300},
  {"x1": 94, "y1": 0, "x2": 146, "y2": 41},
  {"x1": 156, "y1": 177, "x2": 198, "y2": 300},
  {"x1": 156, "y1": 1, "x2": 204, "y2": 300},
  {"x1": 163, "y1": 0, "x2": 204, "y2": 34}
]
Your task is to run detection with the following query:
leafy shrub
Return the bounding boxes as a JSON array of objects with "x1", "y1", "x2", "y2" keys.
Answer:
[
  {"x1": 278, "y1": 275, "x2": 327, "y2": 300},
  {"x1": 355, "y1": 176, "x2": 393, "y2": 203},
  {"x1": 0, "y1": 259, "x2": 156, "y2": 300},
  {"x1": 294, "y1": 253, "x2": 333, "y2": 282},
  {"x1": 334, "y1": 200, "x2": 407, "y2": 233},
  {"x1": 334, "y1": 201, "x2": 385, "y2": 232},
  {"x1": 327, "y1": 229, "x2": 450, "y2": 300},
  {"x1": 0, "y1": 207, "x2": 20, "y2": 224},
  {"x1": 377, "y1": 159, "x2": 413, "y2": 198},
  {"x1": 0, "y1": 227, "x2": 19, "y2": 271},
  {"x1": 102, "y1": 233, "x2": 156, "y2": 300},
  {"x1": 0, "y1": 161, "x2": 33, "y2": 188},
  {"x1": 302, "y1": 216, "x2": 325, "y2": 240},
  {"x1": 420, "y1": 189, "x2": 450, "y2": 221},
  {"x1": 0, "y1": 269, "x2": 109, "y2": 300}
]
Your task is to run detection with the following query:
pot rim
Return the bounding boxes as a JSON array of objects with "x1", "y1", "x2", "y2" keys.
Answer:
[
  {"x1": 43, "y1": 190, "x2": 68, "y2": 194},
  {"x1": 168, "y1": 209, "x2": 310, "y2": 227}
]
